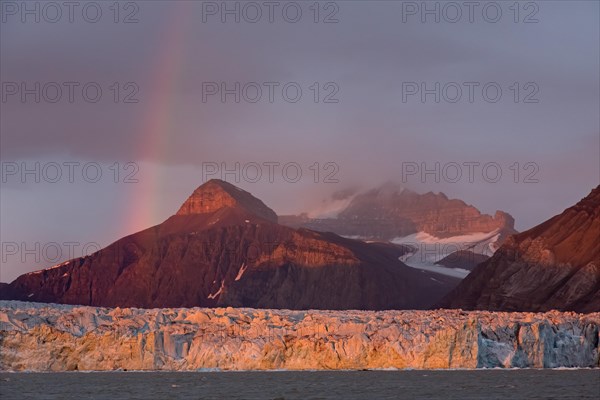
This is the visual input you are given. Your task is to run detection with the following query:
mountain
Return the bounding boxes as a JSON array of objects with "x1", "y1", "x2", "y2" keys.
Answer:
[
  {"x1": 0, "y1": 179, "x2": 459, "y2": 310},
  {"x1": 279, "y1": 183, "x2": 516, "y2": 275},
  {"x1": 279, "y1": 183, "x2": 516, "y2": 241},
  {"x1": 440, "y1": 185, "x2": 600, "y2": 313}
]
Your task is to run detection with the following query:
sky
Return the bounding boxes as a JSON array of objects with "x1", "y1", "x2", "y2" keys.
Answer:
[{"x1": 1, "y1": 1, "x2": 599, "y2": 282}]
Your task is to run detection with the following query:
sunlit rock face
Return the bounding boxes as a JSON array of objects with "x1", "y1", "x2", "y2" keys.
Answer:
[
  {"x1": 441, "y1": 185, "x2": 600, "y2": 313},
  {"x1": 1, "y1": 301, "x2": 598, "y2": 371},
  {"x1": 176, "y1": 179, "x2": 278, "y2": 223}
]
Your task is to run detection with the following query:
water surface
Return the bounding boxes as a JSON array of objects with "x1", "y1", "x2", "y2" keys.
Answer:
[{"x1": 1, "y1": 370, "x2": 598, "y2": 399}]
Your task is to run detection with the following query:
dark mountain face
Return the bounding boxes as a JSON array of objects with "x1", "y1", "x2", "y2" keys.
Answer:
[
  {"x1": 439, "y1": 186, "x2": 600, "y2": 313},
  {"x1": 436, "y1": 251, "x2": 490, "y2": 272},
  {"x1": 0, "y1": 180, "x2": 459, "y2": 310},
  {"x1": 279, "y1": 183, "x2": 516, "y2": 241}
]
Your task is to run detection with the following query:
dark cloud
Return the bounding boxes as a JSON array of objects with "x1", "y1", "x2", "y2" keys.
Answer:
[{"x1": 1, "y1": 1, "x2": 598, "y2": 282}]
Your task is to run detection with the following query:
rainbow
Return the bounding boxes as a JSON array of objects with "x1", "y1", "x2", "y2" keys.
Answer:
[{"x1": 127, "y1": 3, "x2": 193, "y2": 234}]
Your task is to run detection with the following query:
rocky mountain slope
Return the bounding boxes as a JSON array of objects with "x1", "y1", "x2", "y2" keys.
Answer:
[
  {"x1": 279, "y1": 183, "x2": 516, "y2": 241},
  {"x1": 436, "y1": 251, "x2": 490, "y2": 272},
  {"x1": 440, "y1": 186, "x2": 600, "y2": 313},
  {"x1": 1, "y1": 301, "x2": 598, "y2": 371},
  {"x1": 0, "y1": 180, "x2": 458, "y2": 310}
]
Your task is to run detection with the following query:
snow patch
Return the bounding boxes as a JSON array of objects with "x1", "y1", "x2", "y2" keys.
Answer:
[
  {"x1": 207, "y1": 280, "x2": 225, "y2": 299},
  {"x1": 406, "y1": 264, "x2": 470, "y2": 279},
  {"x1": 235, "y1": 263, "x2": 248, "y2": 281}
]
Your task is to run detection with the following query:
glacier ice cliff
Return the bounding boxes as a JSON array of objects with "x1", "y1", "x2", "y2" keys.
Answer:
[{"x1": 0, "y1": 301, "x2": 598, "y2": 371}]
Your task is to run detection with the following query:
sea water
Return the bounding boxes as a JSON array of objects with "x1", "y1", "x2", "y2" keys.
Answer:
[{"x1": 1, "y1": 370, "x2": 599, "y2": 399}]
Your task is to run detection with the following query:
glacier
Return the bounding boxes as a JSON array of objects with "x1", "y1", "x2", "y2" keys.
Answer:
[
  {"x1": 0, "y1": 301, "x2": 598, "y2": 371},
  {"x1": 392, "y1": 230, "x2": 501, "y2": 278}
]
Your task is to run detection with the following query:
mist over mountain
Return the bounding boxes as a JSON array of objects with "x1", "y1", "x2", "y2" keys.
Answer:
[{"x1": 280, "y1": 182, "x2": 516, "y2": 241}]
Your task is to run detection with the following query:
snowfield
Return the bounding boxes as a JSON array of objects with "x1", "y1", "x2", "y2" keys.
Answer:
[{"x1": 0, "y1": 301, "x2": 598, "y2": 371}]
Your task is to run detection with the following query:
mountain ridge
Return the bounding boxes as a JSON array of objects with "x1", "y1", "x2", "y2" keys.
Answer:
[
  {"x1": 0, "y1": 179, "x2": 459, "y2": 310},
  {"x1": 280, "y1": 183, "x2": 516, "y2": 241}
]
